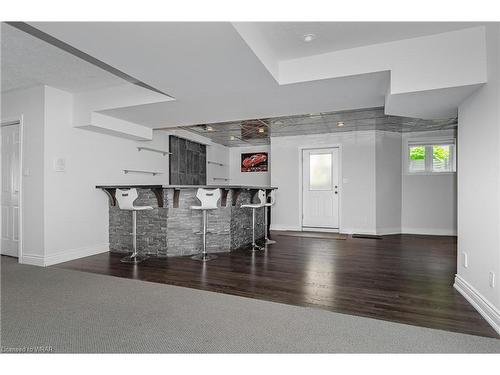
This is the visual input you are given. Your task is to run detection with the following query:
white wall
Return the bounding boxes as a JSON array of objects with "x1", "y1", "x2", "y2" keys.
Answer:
[
  {"x1": 376, "y1": 132, "x2": 402, "y2": 234},
  {"x1": 401, "y1": 130, "x2": 457, "y2": 236},
  {"x1": 43, "y1": 86, "x2": 171, "y2": 265},
  {"x1": 3, "y1": 85, "x2": 230, "y2": 266},
  {"x1": 1, "y1": 86, "x2": 46, "y2": 263},
  {"x1": 456, "y1": 24, "x2": 500, "y2": 330},
  {"x1": 229, "y1": 145, "x2": 270, "y2": 186},
  {"x1": 206, "y1": 143, "x2": 230, "y2": 185},
  {"x1": 271, "y1": 129, "x2": 458, "y2": 237},
  {"x1": 270, "y1": 131, "x2": 376, "y2": 233}
]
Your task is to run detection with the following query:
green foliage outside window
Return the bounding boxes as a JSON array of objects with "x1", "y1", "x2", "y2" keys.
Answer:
[
  {"x1": 409, "y1": 146, "x2": 425, "y2": 160},
  {"x1": 433, "y1": 145, "x2": 450, "y2": 161},
  {"x1": 410, "y1": 145, "x2": 450, "y2": 161}
]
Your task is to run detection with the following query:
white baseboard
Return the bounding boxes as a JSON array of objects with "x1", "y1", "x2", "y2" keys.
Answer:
[
  {"x1": 272, "y1": 225, "x2": 378, "y2": 235},
  {"x1": 21, "y1": 244, "x2": 109, "y2": 267},
  {"x1": 302, "y1": 227, "x2": 339, "y2": 233},
  {"x1": 340, "y1": 228, "x2": 377, "y2": 235},
  {"x1": 376, "y1": 227, "x2": 402, "y2": 236},
  {"x1": 401, "y1": 227, "x2": 457, "y2": 236},
  {"x1": 20, "y1": 253, "x2": 45, "y2": 267},
  {"x1": 271, "y1": 225, "x2": 456, "y2": 236},
  {"x1": 44, "y1": 243, "x2": 109, "y2": 266},
  {"x1": 270, "y1": 225, "x2": 302, "y2": 231},
  {"x1": 454, "y1": 275, "x2": 500, "y2": 335}
]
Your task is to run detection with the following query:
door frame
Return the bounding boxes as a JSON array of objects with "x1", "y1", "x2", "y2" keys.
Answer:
[
  {"x1": 1, "y1": 115, "x2": 24, "y2": 261},
  {"x1": 298, "y1": 144, "x2": 343, "y2": 233}
]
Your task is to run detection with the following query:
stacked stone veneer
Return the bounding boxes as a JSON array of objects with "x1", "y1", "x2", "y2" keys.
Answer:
[
  {"x1": 109, "y1": 188, "x2": 266, "y2": 257},
  {"x1": 109, "y1": 189, "x2": 169, "y2": 256},
  {"x1": 230, "y1": 190, "x2": 265, "y2": 250}
]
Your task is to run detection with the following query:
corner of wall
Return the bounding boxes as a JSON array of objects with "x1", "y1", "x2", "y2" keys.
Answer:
[{"x1": 454, "y1": 275, "x2": 500, "y2": 335}]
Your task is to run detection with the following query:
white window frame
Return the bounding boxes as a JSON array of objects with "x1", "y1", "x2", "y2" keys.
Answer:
[{"x1": 405, "y1": 137, "x2": 456, "y2": 175}]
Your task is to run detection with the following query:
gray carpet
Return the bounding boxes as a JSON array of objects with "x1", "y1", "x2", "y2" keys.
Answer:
[{"x1": 1, "y1": 256, "x2": 499, "y2": 353}]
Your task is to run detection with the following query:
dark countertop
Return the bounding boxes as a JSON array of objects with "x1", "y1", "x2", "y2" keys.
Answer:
[{"x1": 96, "y1": 184, "x2": 277, "y2": 190}]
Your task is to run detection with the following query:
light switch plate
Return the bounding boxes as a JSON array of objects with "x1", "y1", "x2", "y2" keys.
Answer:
[{"x1": 53, "y1": 157, "x2": 66, "y2": 172}]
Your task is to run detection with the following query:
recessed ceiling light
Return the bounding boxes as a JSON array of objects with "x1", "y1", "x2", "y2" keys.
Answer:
[
  {"x1": 230, "y1": 135, "x2": 236, "y2": 140},
  {"x1": 258, "y1": 128, "x2": 265, "y2": 133},
  {"x1": 206, "y1": 126, "x2": 214, "y2": 132},
  {"x1": 303, "y1": 33, "x2": 316, "y2": 43},
  {"x1": 337, "y1": 121, "x2": 345, "y2": 127}
]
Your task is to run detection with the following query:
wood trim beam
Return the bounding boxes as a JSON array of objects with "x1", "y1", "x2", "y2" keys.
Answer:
[
  {"x1": 101, "y1": 188, "x2": 117, "y2": 206},
  {"x1": 151, "y1": 187, "x2": 164, "y2": 208},
  {"x1": 173, "y1": 189, "x2": 181, "y2": 208},
  {"x1": 221, "y1": 189, "x2": 229, "y2": 207}
]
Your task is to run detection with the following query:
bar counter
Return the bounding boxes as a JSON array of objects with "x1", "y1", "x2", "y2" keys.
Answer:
[{"x1": 96, "y1": 185, "x2": 277, "y2": 257}]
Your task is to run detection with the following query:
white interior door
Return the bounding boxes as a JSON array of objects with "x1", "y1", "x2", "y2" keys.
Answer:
[
  {"x1": 302, "y1": 148, "x2": 339, "y2": 229},
  {"x1": 1, "y1": 123, "x2": 21, "y2": 257}
]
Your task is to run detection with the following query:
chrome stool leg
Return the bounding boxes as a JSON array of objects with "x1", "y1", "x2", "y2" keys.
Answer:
[
  {"x1": 264, "y1": 205, "x2": 276, "y2": 245},
  {"x1": 249, "y1": 207, "x2": 263, "y2": 252},
  {"x1": 121, "y1": 210, "x2": 148, "y2": 263},
  {"x1": 192, "y1": 210, "x2": 217, "y2": 261}
]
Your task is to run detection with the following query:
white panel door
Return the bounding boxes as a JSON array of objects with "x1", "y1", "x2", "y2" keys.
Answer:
[
  {"x1": 1, "y1": 124, "x2": 20, "y2": 257},
  {"x1": 302, "y1": 148, "x2": 339, "y2": 229}
]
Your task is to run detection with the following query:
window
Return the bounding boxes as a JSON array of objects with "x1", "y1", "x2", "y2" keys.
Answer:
[
  {"x1": 409, "y1": 145, "x2": 426, "y2": 172},
  {"x1": 407, "y1": 139, "x2": 456, "y2": 174},
  {"x1": 309, "y1": 153, "x2": 332, "y2": 190}
]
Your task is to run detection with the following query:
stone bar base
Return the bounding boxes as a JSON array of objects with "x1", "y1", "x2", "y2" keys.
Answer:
[{"x1": 108, "y1": 187, "x2": 267, "y2": 257}]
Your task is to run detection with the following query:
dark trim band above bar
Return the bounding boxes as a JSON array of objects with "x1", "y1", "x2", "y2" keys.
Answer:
[
  {"x1": 95, "y1": 185, "x2": 278, "y2": 190},
  {"x1": 96, "y1": 185, "x2": 277, "y2": 208}
]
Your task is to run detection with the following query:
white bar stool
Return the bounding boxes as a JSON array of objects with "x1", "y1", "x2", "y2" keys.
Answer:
[
  {"x1": 264, "y1": 190, "x2": 276, "y2": 245},
  {"x1": 191, "y1": 188, "x2": 221, "y2": 261},
  {"x1": 115, "y1": 188, "x2": 154, "y2": 264},
  {"x1": 241, "y1": 189, "x2": 266, "y2": 252}
]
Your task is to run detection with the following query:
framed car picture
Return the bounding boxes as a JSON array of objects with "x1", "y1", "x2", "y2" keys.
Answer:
[{"x1": 241, "y1": 152, "x2": 268, "y2": 172}]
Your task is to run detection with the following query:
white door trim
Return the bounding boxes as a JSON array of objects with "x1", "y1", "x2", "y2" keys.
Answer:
[
  {"x1": 1, "y1": 115, "x2": 24, "y2": 262},
  {"x1": 298, "y1": 144, "x2": 343, "y2": 232}
]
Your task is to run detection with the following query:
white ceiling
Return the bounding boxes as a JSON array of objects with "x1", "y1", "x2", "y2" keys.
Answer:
[
  {"x1": 1, "y1": 22, "x2": 486, "y2": 129},
  {"x1": 1, "y1": 23, "x2": 126, "y2": 93},
  {"x1": 23, "y1": 22, "x2": 388, "y2": 128},
  {"x1": 253, "y1": 22, "x2": 483, "y2": 60}
]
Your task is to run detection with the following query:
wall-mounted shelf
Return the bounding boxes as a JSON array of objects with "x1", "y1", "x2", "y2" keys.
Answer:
[
  {"x1": 208, "y1": 160, "x2": 225, "y2": 167},
  {"x1": 137, "y1": 147, "x2": 171, "y2": 156},
  {"x1": 213, "y1": 177, "x2": 229, "y2": 181},
  {"x1": 124, "y1": 169, "x2": 162, "y2": 176}
]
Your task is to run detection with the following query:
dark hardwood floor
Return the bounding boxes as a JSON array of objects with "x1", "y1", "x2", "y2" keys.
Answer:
[{"x1": 55, "y1": 233, "x2": 499, "y2": 338}]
